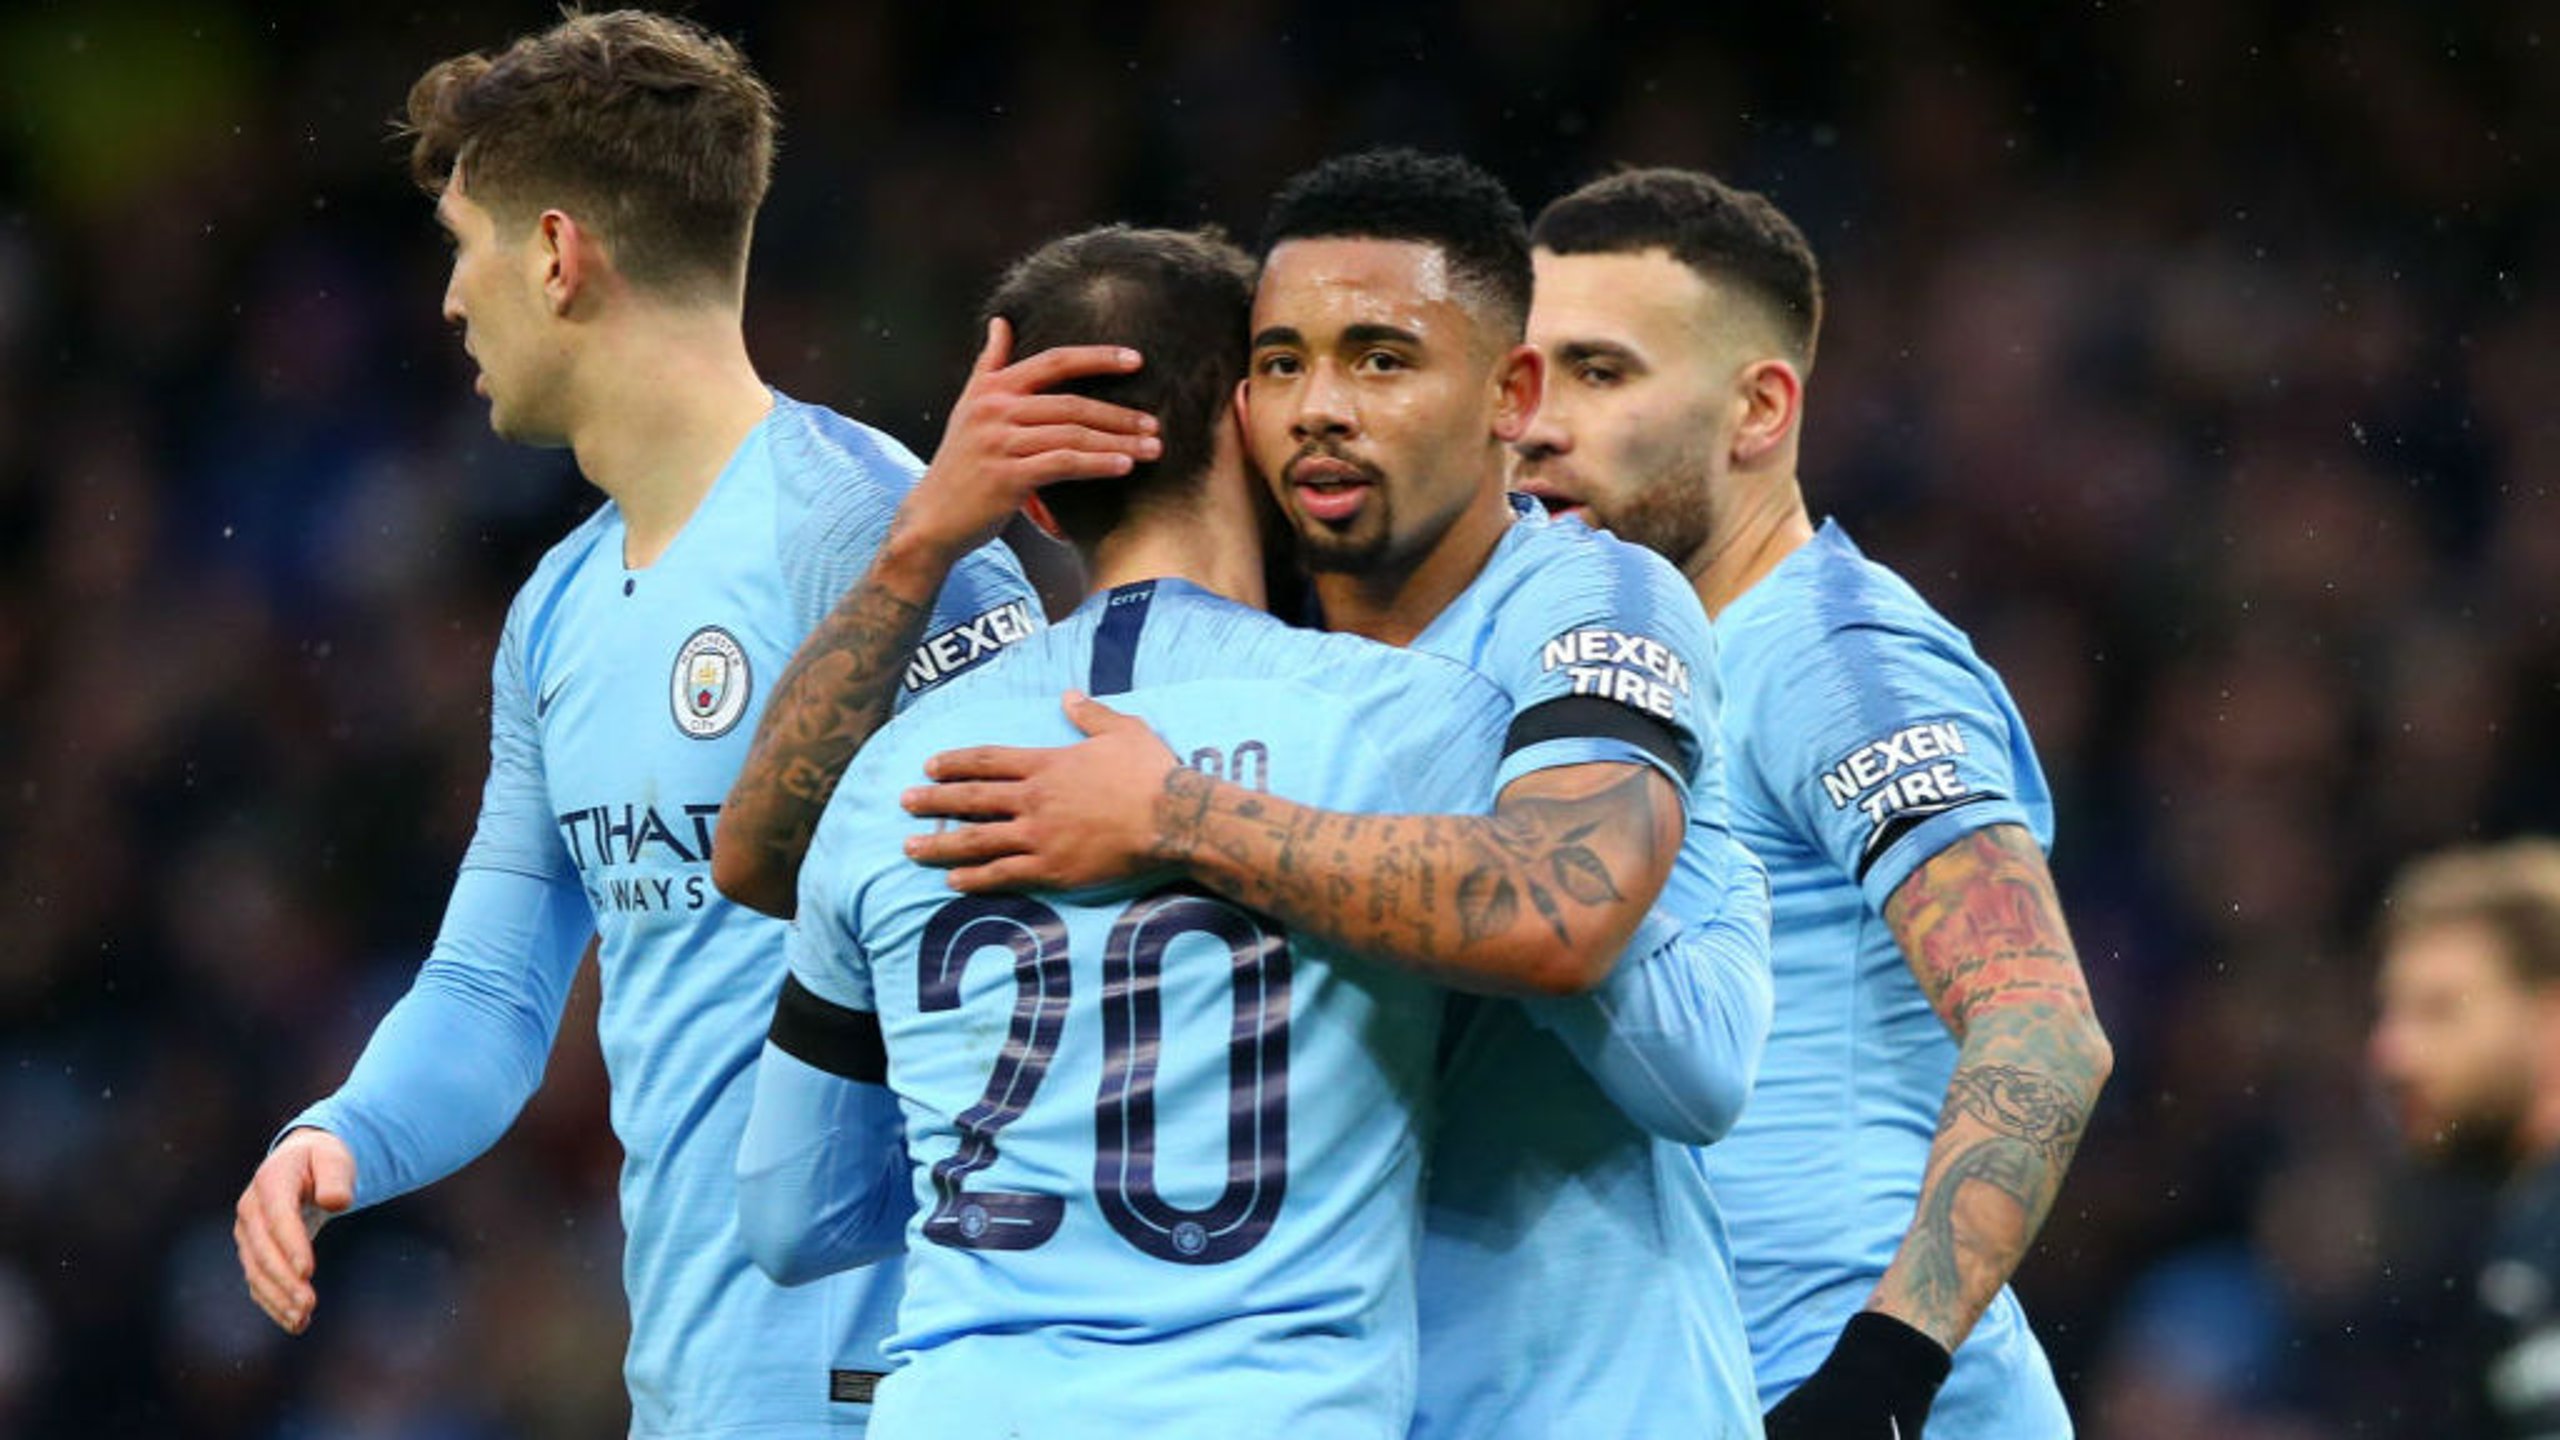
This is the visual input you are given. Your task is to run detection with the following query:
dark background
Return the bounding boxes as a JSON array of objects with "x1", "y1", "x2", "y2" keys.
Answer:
[{"x1": 0, "y1": 1, "x2": 2549, "y2": 1435}]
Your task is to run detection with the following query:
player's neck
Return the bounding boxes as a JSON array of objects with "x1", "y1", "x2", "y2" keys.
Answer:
[
  {"x1": 1085, "y1": 466, "x2": 1270, "y2": 610},
  {"x1": 1085, "y1": 526, "x2": 1267, "y2": 611},
  {"x1": 566, "y1": 304, "x2": 773, "y2": 568},
  {"x1": 1312, "y1": 481, "x2": 1512, "y2": 649},
  {"x1": 1692, "y1": 472, "x2": 1815, "y2": 619}
]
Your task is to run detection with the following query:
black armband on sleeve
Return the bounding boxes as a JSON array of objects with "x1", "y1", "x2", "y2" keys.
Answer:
[
  {"x1": 1502, "y1": 695, "x2": 1696, "y2": 785},
  {"x1": 768, "y1": 974, "x2": 889, "y2": 1084}
]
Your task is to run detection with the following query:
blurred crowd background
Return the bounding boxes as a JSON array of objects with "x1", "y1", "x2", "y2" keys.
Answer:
[{"x1": 0, "y1": 0, "x2": 2550, "y2": 1435}]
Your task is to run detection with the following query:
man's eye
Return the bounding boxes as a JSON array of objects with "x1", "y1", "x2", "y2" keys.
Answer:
[
  {"x1": 1576, "y1": 362, "x2": 1621, "y2": 386},
  {"x1": 1355, "y1": 350, "x2": 1407, "y2": 374},
  {"x1": 1254, "y1": 353, "x2": 1300, "y2": 378}
]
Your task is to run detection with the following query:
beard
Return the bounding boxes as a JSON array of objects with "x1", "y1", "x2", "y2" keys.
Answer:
[
  {"x1": 1592, "y1": 474, "x2": 1717, "y2": 570},
  {"x1": 1281, "y1": 445, "x2": 1396, "y2": 574}
]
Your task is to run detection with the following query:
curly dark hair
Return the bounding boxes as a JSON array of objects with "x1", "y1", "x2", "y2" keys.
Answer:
[{"x1": 1259, "y1": 148, "x2": 1531, "y2": 340}]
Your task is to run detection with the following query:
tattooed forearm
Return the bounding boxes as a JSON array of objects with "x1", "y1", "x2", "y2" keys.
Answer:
[
  {"x1": 714, "y1": 573, "x2": 935, "y2": 917},
  {"x1": 1151, "y1": 760, "x2": 1679, "y2": 997},
  {"x1": 1870, "y1": 825, "x2": 2112, "y2": 1351}
]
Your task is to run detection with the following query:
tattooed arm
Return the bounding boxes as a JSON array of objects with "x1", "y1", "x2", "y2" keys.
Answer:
[
  {"x1": 711, "y1": 320, "x2": 1156, "y2": 917},
  {"x1": 1866, "y1": 823, "x2": 2112, "y2": 1350},
  {"x1": 907, "y1": 694, "x2": 1685, "y2": 997},
  {"x1": 713, "y1": 535, "x2": 945, "y2": 917},
  {"x1": 1159, "y1": 758, "x2": 1684, "y2": 998}
]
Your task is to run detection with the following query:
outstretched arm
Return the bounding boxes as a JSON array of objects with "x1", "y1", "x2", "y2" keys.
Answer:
[
  {"x1": 234, "y1": 865, "x2": 593, "y2": 1333},
  {"x1": 713, "y1": 320, "x2": 1158, "y2": 917},
  {"x1": 906, "y1": 694, "x2": 1684, "y2": 998}
]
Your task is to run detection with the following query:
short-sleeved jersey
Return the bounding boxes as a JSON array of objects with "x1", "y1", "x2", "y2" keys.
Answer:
[
  {"x1": 460, "y1": 395, "x2": 1037, "y2": 1436},
  {"x1": 1406, "y1": 503, "x2": 1762, "y2": 1440},
  {"x1": 791, "y1": 578, "x2": 1513, "y2": 1440},
  {"x1": 1704, "y1": 519, "x2": 2069, "y2": 1436}
]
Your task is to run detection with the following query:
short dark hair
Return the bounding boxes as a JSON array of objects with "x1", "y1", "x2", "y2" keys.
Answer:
[
  {"x1": 404, "y1": 9, "x2": 779, "y2": 297},
  {"x1": 2384, "y1": 839, "x2": 2560, "y2": 988},
  {"x1": 1532, "y1": 167, "x2": 1824, "y2": 369},
  {"x1": 1259, "y1": 149, "x2": 1532, "y2": 340},
  {"x1": 983, "y1": 226, "x2": 1257, "y2": 555}
]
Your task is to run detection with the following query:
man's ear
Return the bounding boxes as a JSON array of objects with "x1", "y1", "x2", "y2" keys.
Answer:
[
  {"x1": 1491, "y1": 341, "x2": 1546, "y2": 444},
  {"x1": 535, "y1": 208, "x2": 593, "y2": 316},
  {"x1": 1731, "y1": 357, "x2": 1804, "y2": 467}
]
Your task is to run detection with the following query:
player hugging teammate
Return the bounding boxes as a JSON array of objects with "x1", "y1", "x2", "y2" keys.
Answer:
[{"x1": 238, "y1": 10, "x2": 2109, "y2": 1440}]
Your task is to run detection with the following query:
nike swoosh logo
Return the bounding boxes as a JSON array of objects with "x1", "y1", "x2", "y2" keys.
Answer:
[{"x1": 536, "y1": 677, "x2": 568, "y2": 718}]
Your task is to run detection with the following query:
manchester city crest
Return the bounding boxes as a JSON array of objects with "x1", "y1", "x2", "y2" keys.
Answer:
[{"x1": 670, "y1": 626, "x2": 751, "y2": 739}]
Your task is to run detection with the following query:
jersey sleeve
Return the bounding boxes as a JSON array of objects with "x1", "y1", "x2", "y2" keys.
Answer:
[
  {"x1": 776, "y1": 419, "x2": 1043, "y2": 711},
  {"x1": 289, "y1": 609, "x2": 594, "y2": 1207},
  {"x1": 1352, "y1": 656, "x2": 1515, "y2": 814},
  {"x1": 1522, "y1": 834, "x2": 1773, "y2": 1145},
  {"x1": 1480, "y1": 534, "x2": 1721, "y2": 805},
  {"x1": 1756, "y1": 619, "x2": 2037, "y2": 912},
  {"x1": 457, "y1": 598, "x2": 581, "y2": 885},
  {"x1": 735, "y1": 785, "x2": 911, "y2": 1284},
  {"x1": 784, "y1": 800, "x2": 879, "y2": 1016}
]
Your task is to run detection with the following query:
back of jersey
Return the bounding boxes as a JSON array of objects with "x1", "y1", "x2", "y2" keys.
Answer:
[{"x1": 790, "y1": 579, "x2": 1513, "y2": 1440}]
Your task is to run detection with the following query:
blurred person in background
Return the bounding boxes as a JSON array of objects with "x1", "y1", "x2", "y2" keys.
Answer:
[
  {"x1": 2372, "y1": 838, "x2": 2560, "y2": 1439},
  {"x1": 222, "y1": 11, "x2": 1071, "y2": 1436},
  {"x1": 1514, "y1": 167, "x2": 2112, "y2": 1439}
]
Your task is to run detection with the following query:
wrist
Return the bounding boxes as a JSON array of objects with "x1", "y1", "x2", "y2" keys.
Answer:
[
  {"x1": 875, "y1": 521, "x2": 967, "y2": 604},
  {"x1": 1150, "y1": 767, "x2": 1221, "y2": 872},
  {"x1": 1843, "y1": 1310, "x2": 1952, "y2": 1411}
]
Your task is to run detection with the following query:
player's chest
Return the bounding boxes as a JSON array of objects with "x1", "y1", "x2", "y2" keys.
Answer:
[{"x1": 526, "y1": 553, "x2": 797, "y2": 822}]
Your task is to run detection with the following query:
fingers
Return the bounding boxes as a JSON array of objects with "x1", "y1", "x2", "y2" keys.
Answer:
[
  {"x1": 972, "y1": 316, "x2": 1013, "y2": 376},
  {"x1": 1060, "y1": 691, "x2": 1133, "y2": 737},
  {"x1": 922, "y1": 745, "x2": 1044, "y2": 783},
  {"x1": 1000, "y1": 342, "x2": 1142, "y2": 394},
  {"x1": 943, "y1": 856, "x2": 1052, "y2": 894},
  {"x1": 308, "y1": 1139, "x2": 356, "y2": 1215},
  {"x1": 1004, "y1": 392, "x2": 1160, "y2": 435},
  {"x1": 234, "y1": 1199, "x2": 301, "y2": 1330},
  {"x1": 901, "y1": 781, "x2": 1024, "y2": 822},
  {"x1": 235, "y1": 1161, "x2": 318, "y2": 1332},
  {"x1": 1000, "y1": 424, "x2": 1161, "y2": 463},
  {"x1": 905, "y1": 820, "x2": 1030, "y2": 868}
]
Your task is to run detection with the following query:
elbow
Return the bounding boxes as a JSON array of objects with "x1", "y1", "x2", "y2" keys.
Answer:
[
  {"x1": 736, "y1": 1188, "x2": 895, "y2": 1288},
  {"x1": 1513, "y1": 937, "x2": 1618, "y2": 999},
  {"x1": 2079, "y1": 1013, "x2": 2117, "y2": 1098},
  {"x1": 711, "y1": 821, "x2": 796, "y2": 920}
]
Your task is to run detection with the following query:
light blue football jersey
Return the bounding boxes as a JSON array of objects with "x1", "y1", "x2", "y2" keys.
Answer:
[
  {"x1": 1705, "y1": 519, "x2": 2071, "y2": 1437},
  {"x1": 1405, "y1": 502, "x2": 1763, "y2": 1440},
  {"x1": 295, "y1": 394, "x2": 1038, "y2": 1438},
  {"x1": 788, "y1": 578, "x2": 1513, "y2": 1440}
]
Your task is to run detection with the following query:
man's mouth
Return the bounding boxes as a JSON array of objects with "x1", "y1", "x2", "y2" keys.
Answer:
[{"x1": 1287, "y1": 452, "x2": 1380, "y2": 524}]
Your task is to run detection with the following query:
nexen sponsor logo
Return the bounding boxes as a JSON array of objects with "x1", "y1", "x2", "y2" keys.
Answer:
[
  {"x1": 1539, "y1": 628, "x2": 1692, "y2": 722},
  {"x1": 904, "y1": 599, "x2": 1037, "y2": 694},
  {"x1": 1820, "y1": 720, "x2": 1971, "y2": 828}
]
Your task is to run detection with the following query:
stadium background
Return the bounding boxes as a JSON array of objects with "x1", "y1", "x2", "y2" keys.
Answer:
[{"x1": 0, "y1": 1, "x2": 2549, "y2": 1434}]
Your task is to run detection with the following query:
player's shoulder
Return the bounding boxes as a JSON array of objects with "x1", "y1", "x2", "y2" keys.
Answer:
[
  {"x1": 502, "y1": 501, "x2": 618, "y2": 640},
  {"x1": 1486, "y1": 498, "x2": 1699, "y2": 610},
  {"x1": 1723, "y1": 521, "x2": 1969, "y2": 671},
  {"x1": 762, "y1": 392, "x2": 928, "y2": 516}
]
